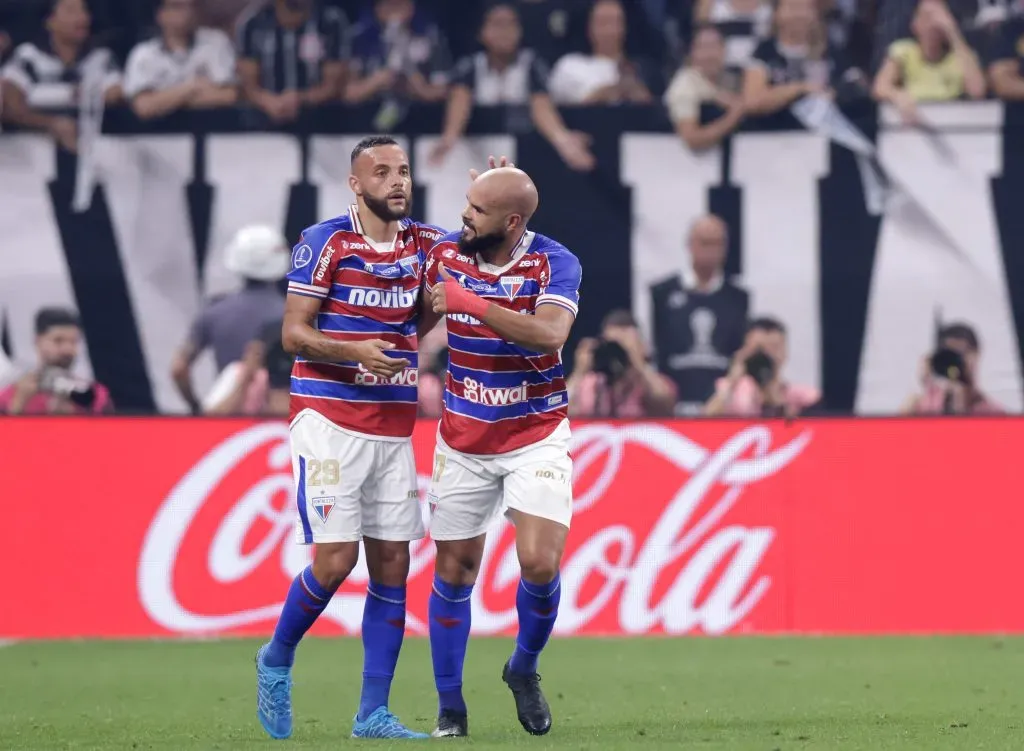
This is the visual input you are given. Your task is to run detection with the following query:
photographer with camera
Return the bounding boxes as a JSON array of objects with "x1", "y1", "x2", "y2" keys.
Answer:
[
  {"x1": 0, "y1": 307, "x2": 113, "y2": 415},
  {"x1": 901, "y1": 322, "x2": 1002, "y2": 415},
  {"x1": 567, "y1": 309, "x2": 677, "y2": 418},
  {"x1": 705, "y1": 317, "x2": 820, "y2": 418},
  {"x1": 203, "y1": 319, "x2": 292, "y2": 417}
]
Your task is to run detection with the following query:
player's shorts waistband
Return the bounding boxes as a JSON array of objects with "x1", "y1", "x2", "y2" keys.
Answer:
[
  {"x1": 436, "y1": 418, "x2": 570, "y2": 458},
  {"x1": 290, "y1": 408, "x2": 411, "y2": 443}
]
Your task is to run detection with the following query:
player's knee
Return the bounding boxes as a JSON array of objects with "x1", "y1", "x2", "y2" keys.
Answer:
[
  {"x1": 312, "y1": 542, "x2": 359, "y2": 590},
  {"x1": 364, "y1": 539, "x2": 411, "y2": 585},
  {"x1": 435, "y1": 540, "x2": 483, "y2": 587},
  {"x1": 517, "y1": 548, "x2": 560, "y2": 585}
]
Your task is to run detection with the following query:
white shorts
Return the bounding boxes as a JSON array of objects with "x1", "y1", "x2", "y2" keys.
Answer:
[
  {"x1": 290, "y1": 410, "x2": 425, "y2": 544},
  {"x1": 428, "y1": 419, "x2": 574, "y2": 541}
]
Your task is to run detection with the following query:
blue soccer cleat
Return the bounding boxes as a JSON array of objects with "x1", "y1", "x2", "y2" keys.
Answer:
[
  {"x1": 256, "y1": 644, "x2": 293, "y2": 739},
  {"x1": 351, "y1": 706, "x2": 429, "y2": 739}
]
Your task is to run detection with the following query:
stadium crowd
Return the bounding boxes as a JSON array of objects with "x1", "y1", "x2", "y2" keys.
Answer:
[{"x1": 0, "y1": 0, "x2": 1015, "y2": 417}]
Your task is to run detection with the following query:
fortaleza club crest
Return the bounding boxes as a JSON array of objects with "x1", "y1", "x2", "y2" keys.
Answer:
[
  {"x1": 499, "y1": 275, "x2": 525, "y2": 301},
  {"x1": 312, "y1": 494, "x2": 336, "y2": 523}
]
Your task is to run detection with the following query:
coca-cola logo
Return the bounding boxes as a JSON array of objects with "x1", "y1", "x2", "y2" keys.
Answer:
[{"x1": 138, "y1": 422, "x2": 810, "y2": 636}]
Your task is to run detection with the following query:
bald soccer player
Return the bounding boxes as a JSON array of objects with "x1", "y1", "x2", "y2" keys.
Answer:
[
  {"x1": 256, "y1": 137, "x2": 506, "y2": 741},
  {"x1": 420, "y1": 168, "x2": 582, "y2": 738}
]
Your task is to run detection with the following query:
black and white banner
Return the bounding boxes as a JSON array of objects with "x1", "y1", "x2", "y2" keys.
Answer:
[{"x1": 1, "y1": 102, "x2": 1022, "y2": 413}]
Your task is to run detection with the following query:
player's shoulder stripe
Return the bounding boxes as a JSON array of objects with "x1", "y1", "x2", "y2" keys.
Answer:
[
  {"x1": 299, "y1": 215, "x2": 355, "y2": 247},
  {"x1": 528, "y1": 232, "x2": 577, "y2": 261}
]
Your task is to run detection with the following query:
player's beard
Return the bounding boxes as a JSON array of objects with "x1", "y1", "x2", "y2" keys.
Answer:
[
  {"x1": 458, "y1": 227, "x2": 506, "y2": 255},
  {"x1": 363, "y1": 191, "x2": 412, "y2": 223}
]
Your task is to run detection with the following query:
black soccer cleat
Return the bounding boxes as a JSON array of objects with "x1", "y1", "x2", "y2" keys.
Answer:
[
  {"x1": 431, "y1": 708, "x2": 469, "y2": 737},
  {"x1": 501, "y1": 661, "x2": 552, "y2": 736}
]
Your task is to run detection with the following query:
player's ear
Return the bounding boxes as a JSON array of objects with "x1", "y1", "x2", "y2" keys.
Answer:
[{"x1": 348, "y1": 174, "x2": 360, "y2": 196}]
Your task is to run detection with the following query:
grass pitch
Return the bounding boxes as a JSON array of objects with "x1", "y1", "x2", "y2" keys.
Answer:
[{"x1": 0, "y1": 636, "x2": 1021, "y2": 750}]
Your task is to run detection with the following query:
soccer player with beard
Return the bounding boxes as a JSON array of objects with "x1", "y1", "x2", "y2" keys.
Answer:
[
  {"x1": 255, "y1": 135, "x2": 446, "y2": 740},
  {"x1": 420, "y1": 168, "x2": 582, "y2": 738}
]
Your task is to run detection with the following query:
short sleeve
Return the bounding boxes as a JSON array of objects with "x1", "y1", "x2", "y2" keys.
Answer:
[
  {"x1": 546, "y1": 54, "x2": 581, "y2": 104},
  {"x1": 450, "y1": 56, "x2": 475, "y2": 88},
  {"x1": 238, "y1": 13, "x2": 260, "y2": 59},
  {"x1": 207, "y1": 30, "x2": 238, "y2": 84},
  {"x1": 286, "y1": 227, "x2": 341, "y2": 299},
  {"x1": 537, "y1": 250, "x2": 581, "y2": 318},
  {"x1": 1, "y1": 44, "x2": 34, "y2": 93},
  {"x1": 528, "y1": 53, "x2": 550, "y2": 94},
  {"x1": 422, "y1": 231, "x2": 461, "y2": 293},
  {"x1": 887, "y1": 39, "x2": 915, "y2": 67},
  {"x1": 188, "y1": 306, "x2": 213, "y2": 350},
  {"x1": 663, "y1": 68, "x2": 701, "y2": 123},
  {"x1": 123, "y1": 43, "x2": 157, "y2": 97},
  {"x1": 424, "y1": 26, "x2": 453, "y2": 85},
  {"x1": 749, "y1": 40, "x2": 773, "y2": 69},
  {"x1": 321, "y1": 7, "x2": 347, "y2": 62}
]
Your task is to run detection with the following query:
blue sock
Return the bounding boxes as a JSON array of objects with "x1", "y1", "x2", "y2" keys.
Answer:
[
  {"x1": 357, "y1": 582, "x2": 408, "y2": 721},
  {"x1": 429, "y1": 574, "x2": 473, "y2": 715},
  {"x1": 263, "y1": 565, "x2": 334, "y2": 668},
  {"x1": 509, "y1": 573, "x2": 561, "y2": 675}
]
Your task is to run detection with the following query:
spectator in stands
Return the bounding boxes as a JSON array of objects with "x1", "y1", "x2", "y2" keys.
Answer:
[
  {"x1": 431, "y1": 2, "x2": 595, "y2": 171},
  {"x1": 650, "y1": 214, "x2": 749, "y2": 414},
  {"x1": 204, "y1": 320, "x2": 291, "y2": 417},
  {"x1": 902, "y1": 322, "x2": 1002, "y2": 415},
  {"x1": 872, "y1": 0, "x2": 985, "y2": 124},
  {"x1": 171, "y1": 225, "x2": 288, "y2": 415},
  {"x1": 567, "y1": 309, "x2": 677, "y2": 418},
  {"x1": 664, "y1": 24, "x2": 746, "y2": 151},
  {"x1": 0, "y1": 0, "x2": 121, "y2": 152},
  {"x1": 345, "y1": 0, "x2": 450, "y2": 109},
  {"x1": 123, "y1": 0, "x2": 237, "y2": 120},
  {"x1": 547, "y1": 0, "x2": 660, "y2": 105},
  {"x1": 705, "y1": 316, "x2": 821, "y2": 418},
  {"x1": 694, "y1": 0, "x2": 772, "y2": 70},
  {"x1": 988, "y1": 6, "x2": 1024, "y2": 100},
  {"x1": 742, "y1": 0, "x2": 859, "y2": 115},
  {"x1": 237, "y1": 0, "x2": 349, "y2": 124},
  {"x1": 0, "y1": 307, "x2": 113, "y2": 415}
]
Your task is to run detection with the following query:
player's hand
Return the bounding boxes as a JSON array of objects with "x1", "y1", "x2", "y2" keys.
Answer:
[
  {"x1": 371, "y1": 68, "x2": 399, "y2": 92},
  {"x1": 554, "y1": 131, "x2": 595, "y2": 172},
  {"x1": 241, "y1": 340, "x2": 267, "y2": 375},
  {"x1": 603, "y1": 326, "x2": 646, "y2": 368},
  {"x1": 894, "y1": 92, "x2": 921, "y2": 126},
  {"x1": 430, "y1": 136, "x2": 456, "y2": 166},
  {"x1": 573, "y1": 337, "x2": 598, "y2": 373},
  {"x1": 469, "y1": 155, "x2": 514, "y2": 181},
  {"x1": 350, "y1": 339, "x2": 410, "y2": 379},
  {"x1": 48, "y1": 117, "x2": 78, "y2": 153},
  {"x1": 432, "y1": 263, "x2": 490, "y2": 319}
]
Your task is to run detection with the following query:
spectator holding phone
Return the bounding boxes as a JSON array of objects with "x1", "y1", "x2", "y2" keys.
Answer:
[{"x1": 902, "y1": 322, "x2": 1002, "y2": 415}]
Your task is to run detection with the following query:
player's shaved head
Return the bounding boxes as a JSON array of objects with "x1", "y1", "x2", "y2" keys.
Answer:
[
  {"x1": 459, "y1": 167, "x2": 539, "y2": 257},
  {"x1": 472, "y1": 167, "x2": 539, "y2": 221}
]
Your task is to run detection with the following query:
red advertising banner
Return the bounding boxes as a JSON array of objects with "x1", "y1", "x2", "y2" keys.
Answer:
[{"x1": 1, "y1": 417, "x2": 1022, "y2": 639}]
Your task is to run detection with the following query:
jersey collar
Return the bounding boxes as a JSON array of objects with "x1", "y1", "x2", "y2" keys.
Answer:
[{"x1": 477, "y1": 230, "x2": 534, "y2": 275}]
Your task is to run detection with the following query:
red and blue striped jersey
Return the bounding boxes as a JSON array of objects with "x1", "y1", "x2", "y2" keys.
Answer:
[
  {"x1": 424, "y1": 230, "x2": 582, "y2": 455},
  {"x1": 286, "y1": 205, "x2": 445, "y2": 438}
]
